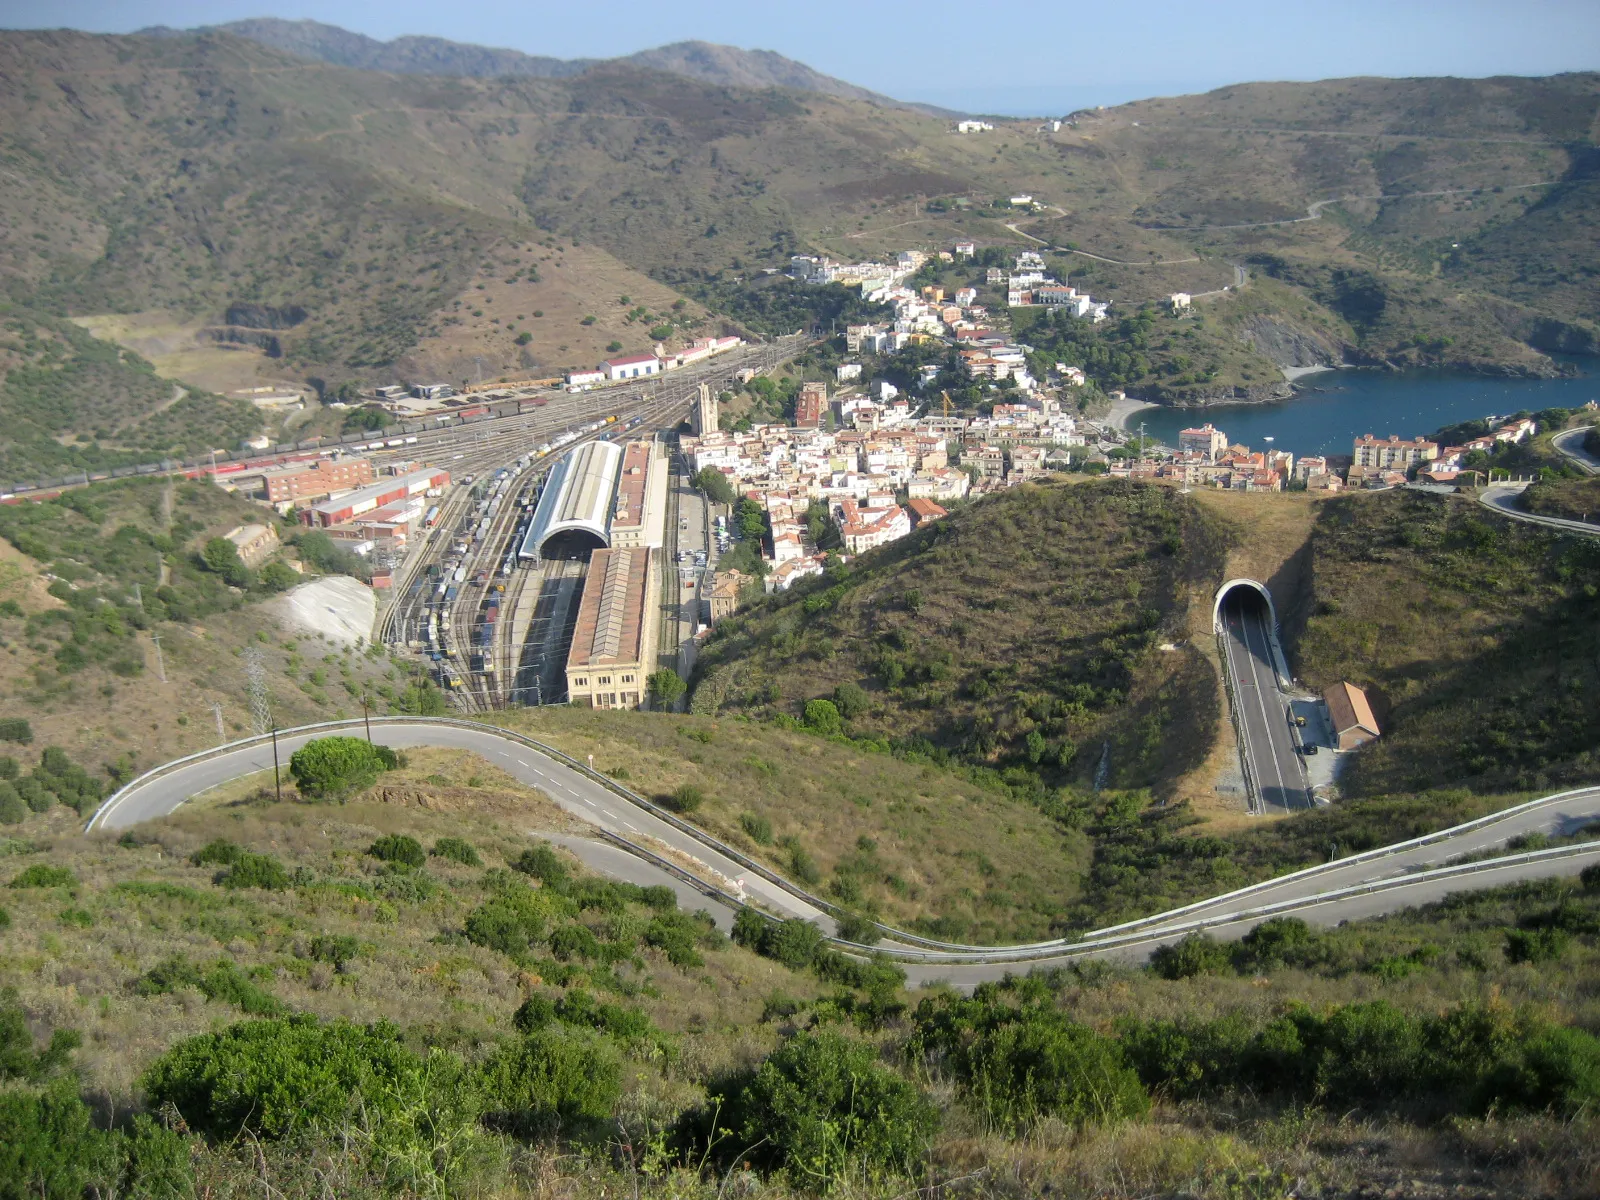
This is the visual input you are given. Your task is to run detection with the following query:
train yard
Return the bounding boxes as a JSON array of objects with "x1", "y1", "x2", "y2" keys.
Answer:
[{"x1": 377, "y1": 337, "x2": 805, "y2": 712}]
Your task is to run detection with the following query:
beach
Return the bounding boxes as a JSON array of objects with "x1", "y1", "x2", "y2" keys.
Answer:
[{"x1": 1105, "y1": 394, "x2": 1159, "y2": 432}]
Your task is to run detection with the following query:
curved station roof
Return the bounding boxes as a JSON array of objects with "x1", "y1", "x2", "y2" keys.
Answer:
[{"x1": 519, "y1": 440, "x2": 624, "y2": 562}]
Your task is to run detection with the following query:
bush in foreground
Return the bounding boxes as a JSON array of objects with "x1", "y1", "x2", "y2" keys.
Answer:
[
  {"x1": 685, "y1": 1029, "x2": 936, "y2": 1186},
  {"x1": 142, "y1": 1015, "x2": 425, "y2": 1140}
]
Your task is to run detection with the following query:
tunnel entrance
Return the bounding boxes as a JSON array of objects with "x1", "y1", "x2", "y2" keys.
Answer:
[{"x1": 1213, "y1": 578, "x2": 1277, "y2": 632}]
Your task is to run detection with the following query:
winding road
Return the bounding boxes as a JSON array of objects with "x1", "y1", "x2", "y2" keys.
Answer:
[
  {"x1": 87, "y1": 717, "x2": 1600, "y2": 988},
  {"x1": 1480, "y1": 484, "x2": 1600, "y2": 538}
]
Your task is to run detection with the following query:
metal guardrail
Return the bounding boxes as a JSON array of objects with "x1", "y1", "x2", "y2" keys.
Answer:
[{"x1": 85, "y1": 718, "x2": 1600, "y2": 964}]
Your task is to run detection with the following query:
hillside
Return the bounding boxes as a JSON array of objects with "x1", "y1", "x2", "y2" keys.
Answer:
[
  {"x1": 0, "y1": 27, "x2": 1595, "y2": 454},
  {"x1": 1290, "y1": 488, "x2": 1600, "y2": 796},
  {"x1": 0, "y1": 306, "x2": 261, "y2": 484},
  {"x1": 0, "y1": 476, "x2": 415, "y2": 776},
  {"x1": 2, "y1": 750, "x2": 1599, "y2": 1197},
  {"x1": 691, "y1": 479, "x2": 1235, "y2": 795},
  {"x1": 143, "y1": 19, "x2": 915, "y2": 108}
]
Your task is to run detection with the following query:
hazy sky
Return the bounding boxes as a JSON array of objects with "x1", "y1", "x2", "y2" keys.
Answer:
[{"x1": 6, "y1": 0, "x2": 1599, "y2": 113}]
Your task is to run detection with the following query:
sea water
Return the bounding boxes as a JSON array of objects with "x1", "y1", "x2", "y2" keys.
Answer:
[{"x1": 1131, "y1": 360, "x2": 1599, "y2": 458}]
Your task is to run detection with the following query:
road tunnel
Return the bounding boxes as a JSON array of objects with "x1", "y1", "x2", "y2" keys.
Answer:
[{"x1": 1213, "y1": 578, "x2": 1277, "y2": 632}]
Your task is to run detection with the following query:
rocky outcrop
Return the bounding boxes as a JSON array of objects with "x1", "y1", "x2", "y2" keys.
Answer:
[
  {"x1": 224, "y1": 303, "x2": 307, "y2": 330},
  {"x1": 1144, "y1": 380, "x2": 1295, "y2": 407},
  {"x1": 1236, "y1": 314, "x2": 1345, "y2": 370}
]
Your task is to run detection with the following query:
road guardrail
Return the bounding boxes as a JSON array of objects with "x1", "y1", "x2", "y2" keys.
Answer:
[{"x1": 85, "y1": 718, "x2": 1600, "y2": 964}]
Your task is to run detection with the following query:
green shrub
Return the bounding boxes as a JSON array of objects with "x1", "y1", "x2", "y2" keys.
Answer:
[
  {"x1": 0, "y1": 718, "x2": 32, "y2": 745},
  {"x1": 803, "y1": 698, "x2": 843, "y2": 736},
  {"x1": 548, "y1": 923, "x2": 602, "y2": 962},
  {"x1": 288, "y1": 736, "x2": 392, "y2": 800},
  {"x1": 734, "y1": 912, "x2": 826, "y2": 970},
  {"x1": 431, "y1": 837, "x2": 482, "y2": 867},
  {"x1": 1481, "y1": 1025, "x2": 1600, "y2": 1116},
  {"x1": 463, "y1": 884, "x2": 572, "y2": 964},
  {"x1": 478, "y1": 1025, "x2": 621, "y2": 1135},
  {"x1": 1505, "y1": 926, "x2": 1570, "y2": 964},
  {"x1": 1150, "y1": 932, "x2": 1232, "y2": 980},
  {"x1": 189, "y1": 839, "x2": 242, "y2": 867},
  {"x1": 835, "y1": 910, "x2": 881, "y2": 945},
  {"x1": 832, "y1": 682, "x2": 869, "y2": 720},
  {"x1": 511, "y1": 843, "x2": 569, "y2": 888},
  {"x1": 217, "y1": 853, "x2": 289, "y2": 891},
  {"x1": 141, "y1": 1015, "x2": 424, "y2": 1139},
  {"x1": 660, "y1": 784, "x2": 704, "y2": 814},
  {"x1": 367, "y1": 833, "x2": 425, "y2": 869},
  {"x1": 642, "y1": 911, "x2": 705, "y2": 968},
  {"x1": 134, "y1": 958, "x2": 284, "y2": 1016},
  {"x1": 1237, "y1": 917, "x2": 1324, "y2": 970},
  {"x1": 9, "y1": 864, "x2": 74, "y2": 889},
  {"x1": 307, "y1": 935, "x2": 362, "y2": 969},
  {"x1": 0, "y1": 1085, "x2": 117, "y2": 1199},
  {"x1": 787, "y1": 843, "x2": 822, "y2": 886},
  {"x1": 511, "y1": 994, "x2": 558, "y2": 1034},
  {"x1": 688, "y1": 1030, "x2": 936, "y2": 1184},
  {"x1": 0, "y1": 783, "x2": 25, "y2": 826},
  {"x1": 738, "y1": 811, "x2": 773, "y2": 844},
  {"x1": 1, "y1": 992, "x2": 82, "y2": 1082},
  {"x1": 964, "y1": 1011, "x2": 1149, "y2": 1131},
  {"x1": 1581, "y1": 863, "x2": 1600, "y2": 890}
]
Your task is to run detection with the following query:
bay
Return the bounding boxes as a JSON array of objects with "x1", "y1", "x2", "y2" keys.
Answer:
[{"x1": 1128, "y1": 360, "x2": 1600, "y2": 459}]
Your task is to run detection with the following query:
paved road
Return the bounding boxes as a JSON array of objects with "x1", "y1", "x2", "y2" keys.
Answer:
[
  {"x1": 1552, "y1": 426, "x2": 1599, "y2": 475},
  {"x1": 90, "y1": 719, "x2": 1600, "y2": 988},
  {"x1": 91, "y1": 721, "x2": 830, "y2": 931},
  {"x1": 1480, "y1": 485, "x2": 1600, "y2": 538},
  {"x1": 1218, "y1": 590, "x2": 1309, "y2": 813}
]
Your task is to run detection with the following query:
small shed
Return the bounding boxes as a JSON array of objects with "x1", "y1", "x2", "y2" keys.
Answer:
[{"x1": 1324, "y1": 681, "x2": 1380, "y2": 750}]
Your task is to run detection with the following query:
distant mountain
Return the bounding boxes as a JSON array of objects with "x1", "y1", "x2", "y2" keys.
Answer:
[
  {"x1": 134, "y1": 18, "x2": 934, "y2": 110},
  {"x1": 137, "y1": 18, "x2": 592, "y2": 78}
]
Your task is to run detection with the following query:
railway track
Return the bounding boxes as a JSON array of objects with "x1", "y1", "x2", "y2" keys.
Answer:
[{"x1": 378, "y1": 341, "x2": 808, "y2": 712}]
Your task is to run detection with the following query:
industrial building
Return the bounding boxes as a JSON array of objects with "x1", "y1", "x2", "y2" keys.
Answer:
[
  {"x1": 302, "y1": 468, "x2": 450, "y2": 527},
  {"x1": 565, "y1": 548, "x2": 658, "y2": 709}
]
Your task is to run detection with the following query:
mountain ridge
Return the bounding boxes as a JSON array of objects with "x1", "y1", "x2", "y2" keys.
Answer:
[{"x1": 133, "y1": 17, "x2": 954, "y2": 113}]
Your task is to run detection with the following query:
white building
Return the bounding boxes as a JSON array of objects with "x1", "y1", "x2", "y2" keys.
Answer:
[
  {"x1": 836, "y1": 363, "x2": 863, "y2": 382},
  {"x1": 956, "y1": 120, "x2": 994, "y2": 133},
  {"x1": 601, "y1": 353, "x2": 660, "y2": 381}
]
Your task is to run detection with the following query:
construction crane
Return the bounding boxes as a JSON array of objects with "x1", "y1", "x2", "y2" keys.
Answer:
[{"x1": 940, "y1": 390, "x2": 954, "y2": 417}]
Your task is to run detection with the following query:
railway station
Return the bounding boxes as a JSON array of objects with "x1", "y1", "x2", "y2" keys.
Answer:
[{"x1": 518, "y1": 439, "x2": 625, "y2": 564}]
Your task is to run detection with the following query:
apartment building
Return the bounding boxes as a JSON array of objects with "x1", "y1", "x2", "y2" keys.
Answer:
[{"x1": 1353, "y1": 434, "x2": 1440, "y2": 469}]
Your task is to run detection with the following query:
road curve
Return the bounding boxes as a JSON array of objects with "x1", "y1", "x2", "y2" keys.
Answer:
[
  {"x1": 1480, "y1": 485, "x2": 1600, "y2": 538},
  {"x1": 1552, "y1": 426, "x2": 1599, "y2": 475},
  {"x1": 87, "y1": 718, "x2": 1600, "y2": 987}
]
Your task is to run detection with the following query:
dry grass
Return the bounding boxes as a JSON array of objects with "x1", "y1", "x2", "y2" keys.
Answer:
[
  {"x1": 497, "y1": 705, "x2": 1086, "y2": 945},
  {"x1": 0, "y1": 765, "x2": 820, "y2": 1101},
  {"x1": 399, "y1": 241, "x2": 718, "y2": 384}
]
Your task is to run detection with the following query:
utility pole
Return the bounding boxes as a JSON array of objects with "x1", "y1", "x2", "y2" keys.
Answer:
[
  {"x1": 150, "y1": 634, "x2": 167, "y2": 682},
  {"x1": 270, "y1": 725, "x2": 282, "y2": 803},
  {"x1": 361, "y1": 695, "x2": 372, "y2": 743}
]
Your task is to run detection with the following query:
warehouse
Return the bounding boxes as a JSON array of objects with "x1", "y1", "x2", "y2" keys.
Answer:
[{"x1": 302, "y1": 468, "x2": 450, "y2": 528}]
